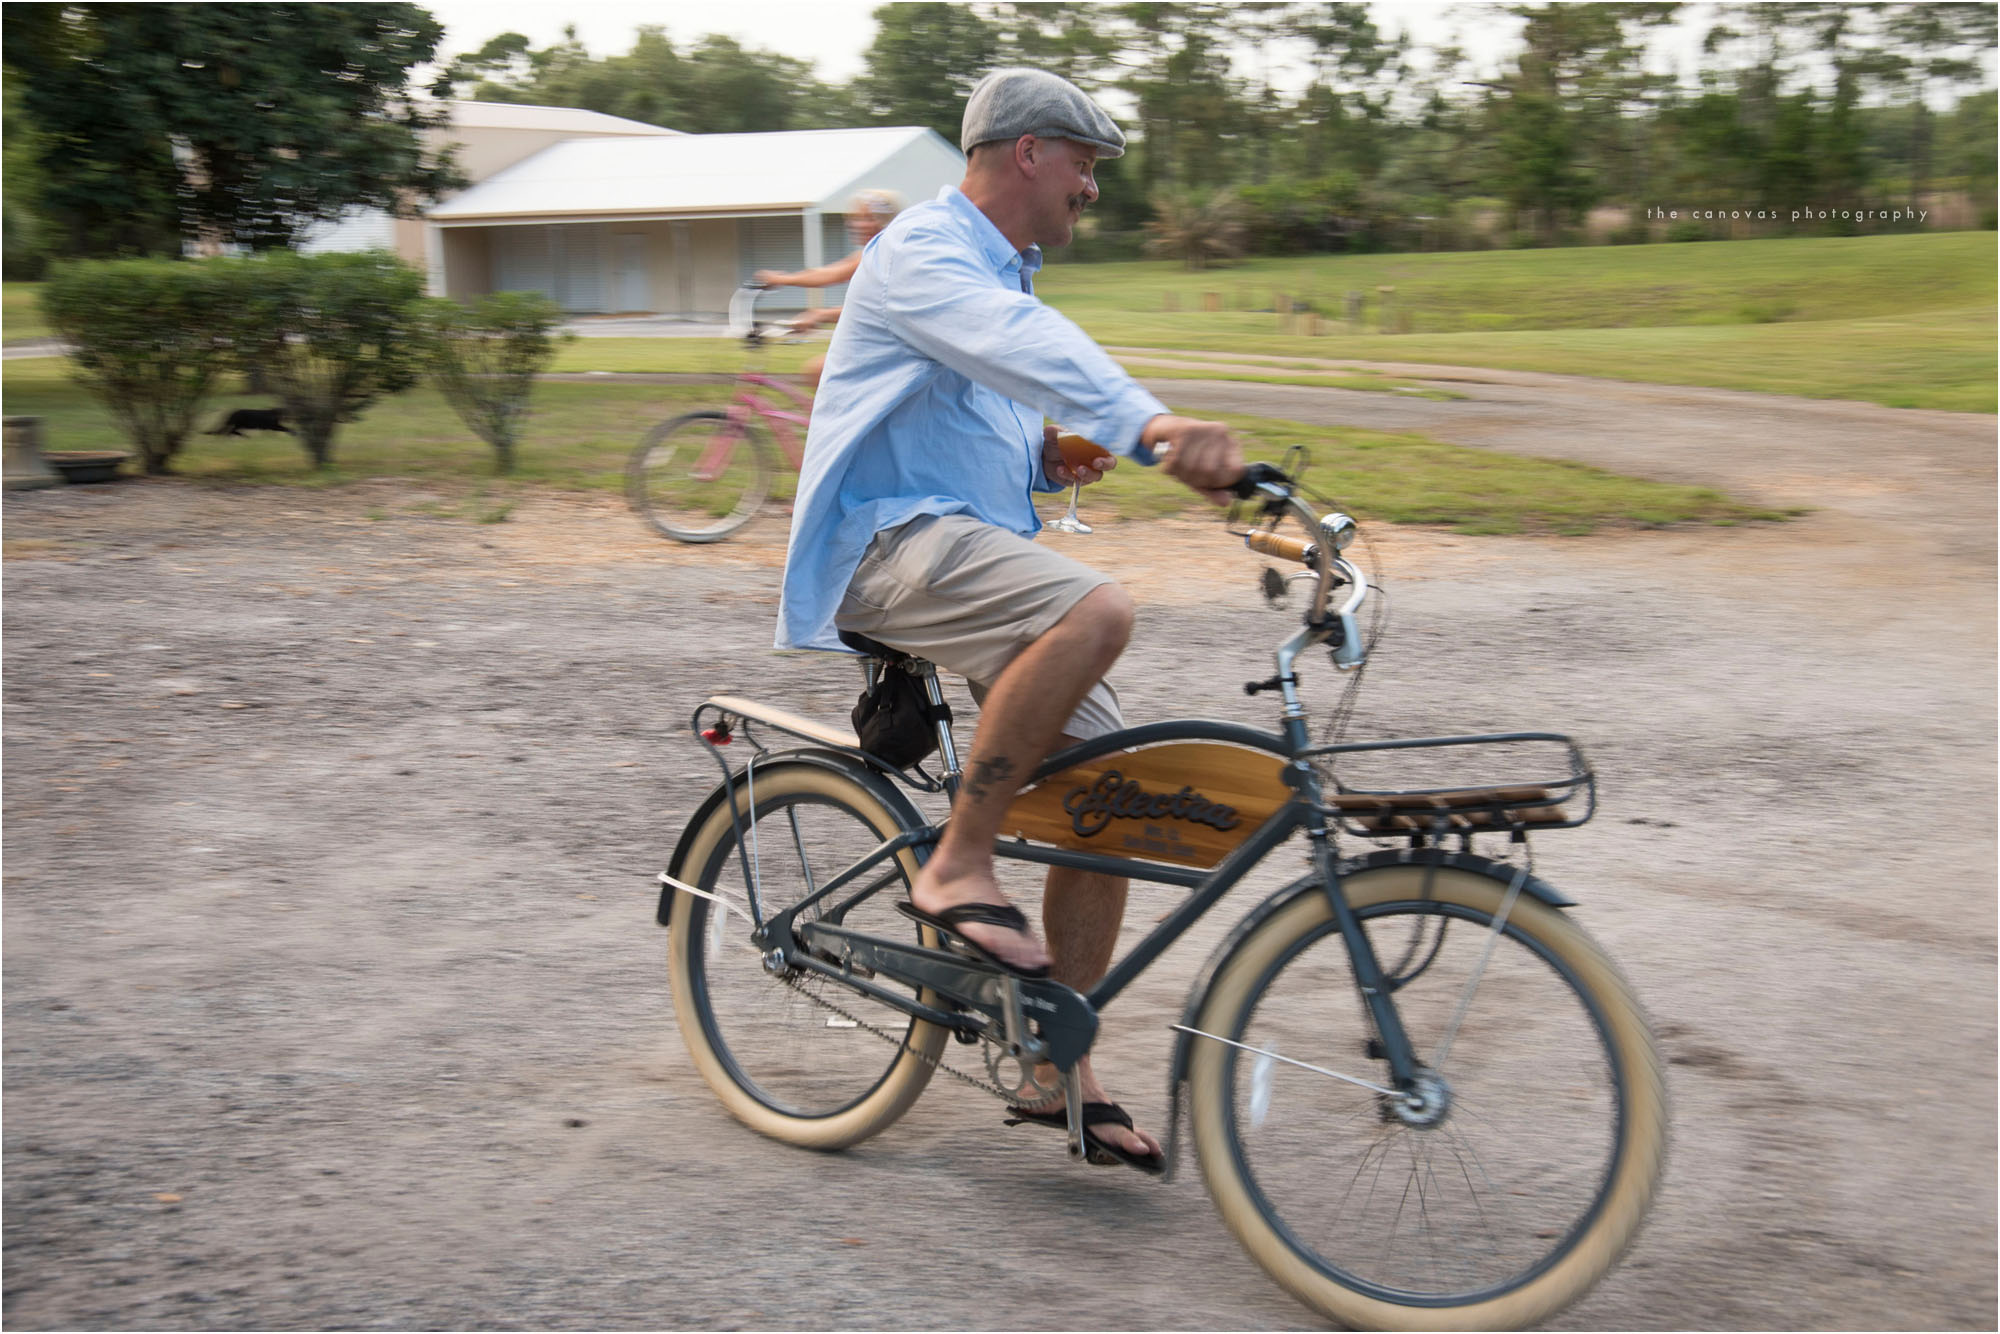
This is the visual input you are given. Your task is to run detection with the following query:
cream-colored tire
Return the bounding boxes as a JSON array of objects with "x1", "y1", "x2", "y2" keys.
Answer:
[
  {"x1": 667, "y1": 761, "x2": 947, "y2": 1150},
  {"x1": 1187, "y1": 861, "x2": 1667, "y2": 1331}
]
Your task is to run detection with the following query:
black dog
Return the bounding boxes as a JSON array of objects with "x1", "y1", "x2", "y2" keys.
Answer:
[{"x1": 206, "y1": 408, "x2": 292, "y2": 436}]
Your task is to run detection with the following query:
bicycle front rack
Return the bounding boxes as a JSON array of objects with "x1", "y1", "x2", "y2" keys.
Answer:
[{"x1": 1302, "y1": 731, "x2": 1596, "y2": 840}]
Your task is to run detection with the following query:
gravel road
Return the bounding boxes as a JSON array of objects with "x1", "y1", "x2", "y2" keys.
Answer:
[{"x1": 4, "y1": 369, "x2": 1993, "y2": 1330}]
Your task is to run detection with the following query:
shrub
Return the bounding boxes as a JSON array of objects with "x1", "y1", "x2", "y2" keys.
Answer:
[
  {"x1": 422, "y1": 292, "x2": 572, "y2": 474},
  {"x1": 1142, "y1": 193, "x2": 1249, "y2": 271},
  {"x1": 38, "y1": 258, "x2": 246, "y2": 475},
  {"x1": 231, "y1": 251, "x2": 427, "y2": 469}
]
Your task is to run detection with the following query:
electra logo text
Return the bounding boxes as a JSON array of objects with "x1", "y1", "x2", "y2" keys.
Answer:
[{"x1": 1061, "y1": 771, "x2": 1241, "y2": 839}]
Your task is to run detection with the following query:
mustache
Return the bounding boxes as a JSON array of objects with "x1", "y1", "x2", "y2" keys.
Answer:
[{"x1": 1067, "y1": 194, "x2": 1090, "y2": 212}]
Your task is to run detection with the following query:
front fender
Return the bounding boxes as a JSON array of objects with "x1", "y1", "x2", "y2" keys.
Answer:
[
  {"x1": 1159, "y1": 846, "x2": 1576, "y2": 1177},
  {"x1": 654, "y1": 748, "x2": 930, "y2": 928}
]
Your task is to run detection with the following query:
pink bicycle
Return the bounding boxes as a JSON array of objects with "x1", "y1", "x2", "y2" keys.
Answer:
[{"x1": 626, "y1": 284, "x2": 815, "y2": 543}]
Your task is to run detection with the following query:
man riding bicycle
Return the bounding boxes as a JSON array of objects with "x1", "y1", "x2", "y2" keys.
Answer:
[{"x1": 777, "y1": 68, "x2": 1245, "y2": 1168}]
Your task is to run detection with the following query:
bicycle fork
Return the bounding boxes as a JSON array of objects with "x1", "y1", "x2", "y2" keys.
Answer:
[
  {"x1": 690, "y1": 413, "x2": 749, "y2": 483},
  {"x1": 1304, "y1": 817, "x2": 1425, "y2": 1091}
]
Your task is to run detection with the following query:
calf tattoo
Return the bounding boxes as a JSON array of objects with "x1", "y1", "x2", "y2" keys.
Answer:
[{"x1": 964, "y1": 754, "x2": 1017, "y2": 805}]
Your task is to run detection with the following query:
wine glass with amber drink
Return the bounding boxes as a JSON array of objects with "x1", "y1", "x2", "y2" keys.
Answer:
[{"x1": 1048, "y1": 431, "x2": 1114, "y2": 535}]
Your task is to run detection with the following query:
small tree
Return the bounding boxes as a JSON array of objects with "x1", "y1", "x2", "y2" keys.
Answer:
[
  {"x1": 423, "y1": 292, "x2": 571, "y2": 473},
  {"x1": 232, "y1": 251, "x2": 427, "y2": 469},
  {"x1": 39, "y1": 258, "x2": 245, "y2": 474}
]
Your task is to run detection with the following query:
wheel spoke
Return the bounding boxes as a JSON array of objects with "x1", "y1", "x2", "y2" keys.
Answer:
[
  {"x1": 1428, "y1": 861, "x2": 1528, "y2": 1072},
  {"x1": 1207, "y1": 869, "x2": 1655, "y2": 1311},
  {"x1": 673, "y1": 777, "x2": 938, "y2": 1124}
]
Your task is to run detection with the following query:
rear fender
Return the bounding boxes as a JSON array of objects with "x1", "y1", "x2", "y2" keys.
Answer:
[{"x1": 655, "y1": 748, "x2": 930, "y2": 928}]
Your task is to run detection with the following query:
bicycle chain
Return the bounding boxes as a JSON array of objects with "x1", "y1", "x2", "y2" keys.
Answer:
[{"x1": 776, "y1": 971, "x2": 1022, "y2": 1102}]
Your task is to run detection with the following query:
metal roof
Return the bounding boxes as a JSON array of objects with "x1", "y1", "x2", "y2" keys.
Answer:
[
  {"x1": 428, "y1": 126, "x2": 962, "y2": 222},
  {"x1": 443, "y1": 100, "x2": 683, "y2": 137}
]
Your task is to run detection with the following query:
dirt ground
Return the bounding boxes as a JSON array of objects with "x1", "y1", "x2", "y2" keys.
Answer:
[{"x1": 3, "y1": 369, "x2": 1994, "y2": 1330}]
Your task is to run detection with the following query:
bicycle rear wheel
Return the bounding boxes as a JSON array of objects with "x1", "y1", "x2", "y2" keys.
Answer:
[
  {"x1": 667, "y1": 761, "x2": 946, "y2": 1149},
  {"x1": 1187, "y1": 855, "x2": 1666, "y2": 1330},
  {"x1": 627, "y1": 410, "x2": 776, "y2": 543}
]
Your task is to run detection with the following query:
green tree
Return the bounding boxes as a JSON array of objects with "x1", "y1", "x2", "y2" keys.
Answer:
[
  {"x1": 1881, "y1": 2, "x2": 1998, "y2": 199},
  {"x1": 39, "y1": 259, "x2": 247, "y2": 474},
  {"x1": 423, "y1": 292, "x2": 573, "y2": 474},
  {"x1": 856, "y1": 3, "x2": 1000, "y2": 141},
  {"x1": 2, "y1": 74, "x2": 51, "y2": 279},
  {"x1": 448, "y1": 24, "x2": 860, "y2": 133},
  {"x1": 3, "y1": 4, "x2": 461, "y2": 257},
  {"x1": 232, "y1": 252, "x2": 428, "y2": 470},
  {"x1": 983, "y1": 2, "x2": 1121, "y2": 88},
  {"x1": 1480, "y1": 4, "x2": 1674, "y2": 242}
]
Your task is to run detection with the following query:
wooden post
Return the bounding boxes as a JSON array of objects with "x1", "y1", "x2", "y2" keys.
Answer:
[
  {"x1": 3, "y1": 416, "x2": 60, "y2": 491},
  {"x1": 1163, "y1": 290, "x2": 1181, "y2": 312},
  {"x1": 1376, "y1": 285, "x2": 1397, "y2": 334},
  {"x1": 1345, "y1": 290, "x2": 1363, "y2": 330},
  {"x1": 1202, "y1": 291, "x2": 1222, "y2": 313}
]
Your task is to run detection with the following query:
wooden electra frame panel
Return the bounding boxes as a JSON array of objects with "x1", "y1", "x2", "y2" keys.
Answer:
[{"x1": 1001, "y1": 742, "x2": 1293, "y2": 869}]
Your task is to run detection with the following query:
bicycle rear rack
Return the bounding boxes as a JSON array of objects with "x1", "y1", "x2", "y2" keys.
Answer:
[{"x1": 691, "y1": 696, "x2": 950, "y2": 795}]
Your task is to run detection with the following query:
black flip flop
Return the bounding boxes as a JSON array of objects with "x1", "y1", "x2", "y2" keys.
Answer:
[
  {"x1": 1004, "y1": 1100, "x2": 1167, "y2": 1176},
  {"x1": 897, "y1": 900, "x2": 1051, "y2": 980}
]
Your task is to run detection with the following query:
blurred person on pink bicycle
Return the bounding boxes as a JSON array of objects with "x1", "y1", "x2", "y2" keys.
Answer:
[{"x1": 755, "y1": 189, "x2": 904, "y2": 388}]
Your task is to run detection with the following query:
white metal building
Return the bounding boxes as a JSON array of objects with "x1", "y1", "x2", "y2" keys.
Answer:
[
  {"x1": 422, "y1": 126, "x2": 966, "y2": 318},
  {"x1": 295, "y1": 100, "x2": 684, "y2": 266}
]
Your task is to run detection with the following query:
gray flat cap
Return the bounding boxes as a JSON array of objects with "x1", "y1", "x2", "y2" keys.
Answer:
[{"x1": 961, "y1": 67, "x2": 1125, "y2": 158}]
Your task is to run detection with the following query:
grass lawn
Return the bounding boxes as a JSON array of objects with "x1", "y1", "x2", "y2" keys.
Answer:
[
  {"x1": 1104, "y1": 305, "x2": 1996, "y2": 412},
  {"x1": 550, "y1": 338, "x2": 814, "y2": 375},
  {"x1": 1074, "y1": 409, "x2": 1789, "y2": 534},
  {"x1": 3, "y1": 281, "x2": 53, "y2": 343},
  {"x1": 544, "y1": 337, "x2": 1460, "y2": 396},
  {"x1": 10, "y1": 232, "x2": 1990, "y2": 408},
  {"x1": 1036, "y1": 232, "x2": 1997, "y2": 413},
  {"x1": 0, "y1": 357, "x2": 723, "y2": 494},
  {"x1": 1039, "y1": 231, "x2": 1994, "y2": 332},
  {"x1": 3, "y1": 356, "x2": 1784, "y2": 535}
]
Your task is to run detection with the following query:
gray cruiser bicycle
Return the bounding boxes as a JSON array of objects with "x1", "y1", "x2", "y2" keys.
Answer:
[{"x1": 656, "y1": 459, "x2": 1667, "y2": 1330}]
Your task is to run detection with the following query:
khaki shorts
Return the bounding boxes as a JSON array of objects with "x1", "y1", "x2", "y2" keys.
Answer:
[{"x1": 836, "y1": 513, "x2": 1126, "y2": 741}]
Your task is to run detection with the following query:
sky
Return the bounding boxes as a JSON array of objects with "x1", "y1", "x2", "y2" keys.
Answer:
[
  {"x1": 425, "y1": 0, "x2": 886, "y2": 83},
  {"x1": 421, "y1": 1, "x2": 1993, "y2": 106},
  {"x1": 421, "y1": 1, "x2": 1597, "y2": 88}
]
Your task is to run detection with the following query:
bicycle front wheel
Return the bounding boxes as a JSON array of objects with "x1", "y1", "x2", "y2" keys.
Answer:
[
  {"x1": 667, "y1": 761, "x2": 947, "y2": 1149},
  {"x1": 626, "y1": 410, "x2": 776, "y2": 543},
  {"x1": 1187, "y1": 856, "x2": 1667, "y2": 1331}
]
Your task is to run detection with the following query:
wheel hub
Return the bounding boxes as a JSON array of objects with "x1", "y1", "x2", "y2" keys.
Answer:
[{"x1": 1380, "y1": 1066, "x2": 1452, "y2": 1129}]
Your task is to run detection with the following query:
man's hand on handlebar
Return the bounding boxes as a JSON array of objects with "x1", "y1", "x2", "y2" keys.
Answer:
[{"x1": 1143, "y1": 414, "x2": 1245, "y2": 504}]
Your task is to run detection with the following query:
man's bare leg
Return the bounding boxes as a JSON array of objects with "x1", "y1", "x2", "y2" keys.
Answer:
[
  {"x1": 907, "y1": 583, "x2": 1133, "y2": 973},
  {"x1": 907, "y1": 580, "x2": 1159, "y2": 1158},
  {"x1": 1037, "y1": 863, "x2": 1161, "y2": 1157}
]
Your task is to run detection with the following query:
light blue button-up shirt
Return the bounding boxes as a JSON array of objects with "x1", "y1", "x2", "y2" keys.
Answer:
[{"x1": 776, "y1": 185, "x2": 1171, "y2": 652}]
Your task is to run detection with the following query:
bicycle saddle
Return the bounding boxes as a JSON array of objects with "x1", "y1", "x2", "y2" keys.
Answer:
[{"x1": 838, "y1": 630, "x2": 912, "y2": 666}]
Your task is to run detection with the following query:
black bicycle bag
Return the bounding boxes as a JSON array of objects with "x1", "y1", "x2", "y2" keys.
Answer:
[{"x1": 851, "y1": 668, "x2": 949, "y2": 768}]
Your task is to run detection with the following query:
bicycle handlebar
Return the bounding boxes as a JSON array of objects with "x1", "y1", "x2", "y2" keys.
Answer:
[
  {"x1": 1226, "y1": 461, "x2": 1368, "y2": 670},
  {"x1": 1244, "y1": 530, "x2": 1317, "y2": 565}
]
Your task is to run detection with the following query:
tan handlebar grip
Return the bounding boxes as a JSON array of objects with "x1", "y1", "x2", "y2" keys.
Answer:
[{"x1": 1244, "y1": 531, "x2": 1318, "y2": 565}]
